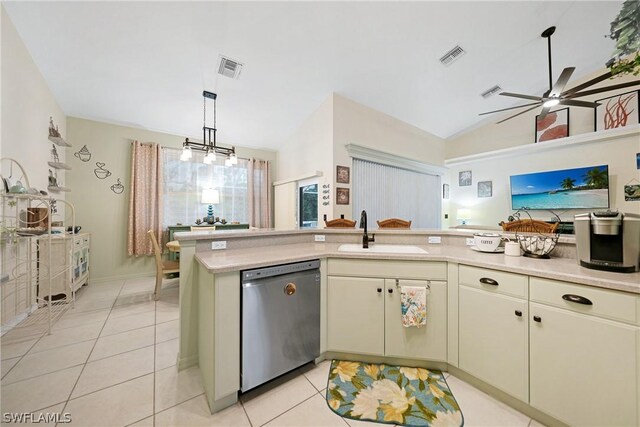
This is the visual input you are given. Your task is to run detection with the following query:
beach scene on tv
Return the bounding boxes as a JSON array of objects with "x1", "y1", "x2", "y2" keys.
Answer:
[{"x1": 510, "y1": 165, "x2": 609, "y2": 210}]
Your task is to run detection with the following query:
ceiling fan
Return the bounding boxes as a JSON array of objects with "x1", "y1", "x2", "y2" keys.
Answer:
[{"x1": 480, "y1": 26, "x2": 640, "y2": 124}]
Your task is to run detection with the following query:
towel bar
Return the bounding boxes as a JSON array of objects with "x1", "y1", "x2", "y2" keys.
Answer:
[{"x1": 395, "y1": 278, "x2": 431, "y2": 292}]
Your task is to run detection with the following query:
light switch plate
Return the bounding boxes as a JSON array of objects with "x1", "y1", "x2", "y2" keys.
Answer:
[
  {"x1": 211, "y1": 241, "x2": 227, "y2": 250},
  {"x1": 428, "y1": 236, "x2": 441, "y2": 244},
  {"x1": 314, "y1": 235, "x2": 326, "y2": 242},
  {"x1": 466, "y1": 238, "x2": 475, "y2": 246}
]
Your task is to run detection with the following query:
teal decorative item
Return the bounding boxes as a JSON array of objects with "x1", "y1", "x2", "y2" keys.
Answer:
[
  {"x1": 325, "y1": 360, "x2": 463, "y2": 426},
  {"x1": 201, "y1": 188, "x2": 219, "y2": 223}
]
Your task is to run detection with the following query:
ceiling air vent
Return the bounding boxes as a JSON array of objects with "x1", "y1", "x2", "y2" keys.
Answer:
[
  {"x1": 218, "y1": 56, "x2": 243, "y2": 79},
  {"x1": 439, "y1": 45, "x2": 465, "y2": 66},
  {"x1": 481, "y1": 85, "x2": 502, "y2": 98}
]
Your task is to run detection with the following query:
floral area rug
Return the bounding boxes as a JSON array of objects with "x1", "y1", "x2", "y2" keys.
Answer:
[{"x1": 325, "y1": 360, "x2": 463, "y2": 427}]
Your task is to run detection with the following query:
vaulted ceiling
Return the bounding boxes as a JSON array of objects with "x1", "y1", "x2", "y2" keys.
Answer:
[{"x1": 3, "y1": 1, "x2": 624, "y2": 149}]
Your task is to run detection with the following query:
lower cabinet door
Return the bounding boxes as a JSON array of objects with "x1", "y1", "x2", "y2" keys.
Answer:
[
  {"x1": 384, "y1": 279, "x2": 447, "y2": 361},
  {"x1": 458, "y1": 286, "x2": 528, "y2": 402},
  {"x1": 327, "y1": 276, "x2": 384, "y2": 355},
  {"x1": 530, "y1": 302, "x2": 639, "y2": 427}
]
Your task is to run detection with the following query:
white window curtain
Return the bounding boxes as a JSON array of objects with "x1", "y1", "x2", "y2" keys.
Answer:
[
  {"x1": 352, "y1": 159, "x2": 441, "y2": 229},
  {"x1": 162, "y1": 149, "x2": 249, "y2": 227},
  {"x1": 247, "y1": 159, "x2": 272, "y2": 228}
]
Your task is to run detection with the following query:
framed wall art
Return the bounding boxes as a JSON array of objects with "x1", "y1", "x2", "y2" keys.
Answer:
[
  {"x1": 336, "y1": 187, "x2": 350, "y2": 205},
  {"x1": 535, "y1": 108, "x2": 569, "y2": 142},
  {"x1": 478, "y1": 181, "x2": 492, "y2": 198},
  {"x1": 595, "y1": 90, "x2": 639, "y2": 131},
  {"x1": 459, "y1": 170, "x2": 472, "y2": 186},
  {"x1": 336, "y1": 165, "x2": 350, "y2": 184}
]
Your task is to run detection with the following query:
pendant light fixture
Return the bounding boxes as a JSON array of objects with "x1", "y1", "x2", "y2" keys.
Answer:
[{"x1": 181, "y1": 91, "x2": 236, "y2": 165}]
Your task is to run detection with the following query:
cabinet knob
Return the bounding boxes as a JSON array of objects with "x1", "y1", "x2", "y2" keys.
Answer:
[
  {"x1": 388, "y1": 288, "x2": 394, "y2": 294},
  {"x1": 533, "y1": 315, "x2": 542, "y2": 323},
  {"x1": 515, "y1": 310, "x2": 522, "y2": 317},
  {"x1": 377, "y1": 288, "x2": 382, "y2": 293}
]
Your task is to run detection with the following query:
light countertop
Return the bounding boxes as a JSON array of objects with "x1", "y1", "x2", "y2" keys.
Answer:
[{"x1": 195, "y1": 242, "x2": 640, "y2": 294}]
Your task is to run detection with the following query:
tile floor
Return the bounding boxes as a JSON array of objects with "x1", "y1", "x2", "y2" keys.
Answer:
[{"x1": 1, "y1": 277, "x2": 544, "y2": 426}]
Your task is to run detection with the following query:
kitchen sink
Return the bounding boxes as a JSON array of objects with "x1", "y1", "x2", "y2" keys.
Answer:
[{"x1": 337, "y1": 244, "x2": 428, "y2": 254}]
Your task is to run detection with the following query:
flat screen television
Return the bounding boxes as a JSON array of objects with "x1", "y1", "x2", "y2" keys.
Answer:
[{"x1": 510, "y1": 165, "x2": 610, "y2": 210}]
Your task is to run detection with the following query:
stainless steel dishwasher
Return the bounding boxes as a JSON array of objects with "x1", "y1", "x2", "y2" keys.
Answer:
[{"x1": 241, "y1": 259, "x2": 321, "y2": 392}]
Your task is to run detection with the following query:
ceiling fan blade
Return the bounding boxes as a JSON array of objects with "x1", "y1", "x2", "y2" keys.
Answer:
[
  {"x1": 559, "y1": 99, "x2": 600, "y2": 108},
  {"x1": 568, "y1": 80, "x2": 640, "y2": 99},
  {"x1": 561, "y1": 70, "x2": 613, "y2": 97},
  {"x1": 479, "y1": 101, "x2": 541, "y2": 116},
  {"x1": 548, "y1": 67, "x2": 575, "y2": 97},
  {"x1": 496, "y1": 105, "x2": 540, "y2": 124},
  {"x1": 537, "y1": 105, "x2": 552, "y2": 121},
  {"x1": 500, "y1": 92, "x2": 543, "y2": 101}
]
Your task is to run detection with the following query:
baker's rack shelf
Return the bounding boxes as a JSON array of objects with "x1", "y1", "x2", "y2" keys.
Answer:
[
  {"x1": 48, "y1": 135, "x2": 71, "y2": 147},
  {"x1": 47, "y1": 186, "x2": 71, "y2": 193},
  {"x1": 47, "y1": 161, "x2": 72, "y2": 170}
]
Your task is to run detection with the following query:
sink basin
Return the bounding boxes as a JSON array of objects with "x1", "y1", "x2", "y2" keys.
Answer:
[{"x1": 338, "y1": 244, "x2": 428, "y2": 254}]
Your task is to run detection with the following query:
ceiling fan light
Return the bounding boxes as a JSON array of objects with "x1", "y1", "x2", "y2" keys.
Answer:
[
  {"x1": 225, "y1": 156, "x2": 233, "y2": 167},
  {"x1": 203, "y1": 150, "x2": 216, "y2": 164},
  {"x1": 180, "y1": 146, "x2": 192, "y2": 161},
  {"x1": 229, "y1": 151, "x2": 238, "y2": 165},
  {"x1": 543, "y1": 98, "x2": 560, "y2": 108}
]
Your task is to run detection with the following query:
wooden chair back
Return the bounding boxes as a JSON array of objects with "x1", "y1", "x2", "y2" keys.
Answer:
[
  {"x1": 377, "y1": 218, "x2": 412, "y2": 229},
  {"x1": 148, "y1": 229, "x2": 164, "y2": 273},
  {"x1": 499, "y1": 219, "x2": 558, "y2": 234},
  {"x1": 324, "y1": 218, "x2": 357, "y2": 228}
]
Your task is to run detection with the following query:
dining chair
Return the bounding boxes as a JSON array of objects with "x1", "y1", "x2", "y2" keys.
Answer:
[
  {"x1": 377, "y1": 218, "x2": 412, "y2": 229},
  {"x1": 148, "y1": 230, "x2": 179, "y2": 301},
  {"x1": 324, "y1": 218, "x2": 356, "y2": 228}
]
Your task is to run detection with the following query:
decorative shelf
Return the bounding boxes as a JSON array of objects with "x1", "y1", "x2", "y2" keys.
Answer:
[
  {"x1": 47, "y1": 185, "x2": 71, "y2": 193},
  {"x1": 444, "y1": 125, "x2": 640, "y2": 167},
  {"x1": 48, "y1": 136, "x2": 72, "y2": 147},
  {"x1": 47, "y1": 162, "x2": 71, "y2": 170}
]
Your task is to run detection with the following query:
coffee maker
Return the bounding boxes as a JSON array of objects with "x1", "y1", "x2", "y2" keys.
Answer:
[{"x1": 574, "y1": 211, "x2": 640, "y2": 273}]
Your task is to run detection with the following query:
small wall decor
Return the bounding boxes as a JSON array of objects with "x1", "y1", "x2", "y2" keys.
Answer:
[
  {"x1": 443, "y1": 183, "x2": 449, "y2": 199},
  {"x1": 48, "y1": 169, "x2": 57, "y2": 187},
  {"x1": 624, "y1": 184, "x2": 640, "y2": 201},
  {"x1": 336, "y1": 165, "x2": 350, "y2": 184},
  {"x1": 110, "y1": 178, "x2": 124, "y2": 194},
  {"x1": 51, "y1": 144, "x2": 60, "y2": 163},
  {"x1": 535, "y1": 108, "x2": 569, "y2": 142},
  {"x1": 336, "y1": 187, "x2": 350, "y2": 205},
  {"x1": 48, "y1": 116, "x2": 61, "y2": 138},
  {"x1": 74, "y1": 145, "x2": 92, "y2": 162},
  {"x1": 478, "y1": 181, "x2": 493, "y2": 198},
  {"x1": 459, "y1": 170, "x2": 472, "y2": 186},
  {"x1": 94, "y1": 162, "x2": 112, "y2": 179},
  {"x1": 595, "y1": 90, "x2": 639, "y2": 131}
]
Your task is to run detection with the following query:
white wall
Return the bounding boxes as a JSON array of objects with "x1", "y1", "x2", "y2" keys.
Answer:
[
  {"x1": 446, "y1": 70, "x2": 640, "y2": 227},
  {"x1": 1, "y1": 6, "x2": 66, "y2": 201},
  {"x1": 66, "y1": 117, "x2": 277, "y2": 282},
  {"x1": 332, "y1": 93, "x2": 447, "y2": 221}
]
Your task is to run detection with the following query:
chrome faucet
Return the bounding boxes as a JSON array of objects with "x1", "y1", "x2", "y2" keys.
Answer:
[{"x1": 360, "y1": 210, "x2": 375, "y2": 249}]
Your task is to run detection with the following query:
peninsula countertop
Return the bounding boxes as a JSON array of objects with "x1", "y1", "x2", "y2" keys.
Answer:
[{"x1": 195, "y1": 242, "x2": 640, "y2": 294}]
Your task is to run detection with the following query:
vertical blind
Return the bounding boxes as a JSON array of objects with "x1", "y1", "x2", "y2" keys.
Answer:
[{"x1": 352, "y1": 159, "x2": 441, "y2": 229}]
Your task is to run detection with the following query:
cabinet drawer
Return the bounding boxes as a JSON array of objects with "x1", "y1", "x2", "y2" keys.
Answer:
[
  {"x1": 328, "y1": 259, "x2": 446, "y2": 280},
  {"x1": 530, "y1": 277, "x2": 640, "y2": 325},
  {"x1": 459, "y1": 265, "x2": 527, "y2": 299},
  {"x1": 83, "y1": 236, "x2": 90, "y2": 245}
]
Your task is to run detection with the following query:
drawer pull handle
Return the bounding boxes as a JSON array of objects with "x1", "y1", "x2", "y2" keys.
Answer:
[
  {"x1": 377, "y1": 288, "x2": 382, "y2": 293},
  {"x1": 388, "y1": 288, "x2": 394, "y2": 294},
  {"x1": 533, "y1": 315, "x2": 542, "y2": 323},
  {"x1": 562, "y1": 294, "x2": 593, "y2": 305},
  {"x1": 515, "y1": 310, "x2": 522, "y2": 317},
  {"x1": 479, "y1": 277, "x2": 499, "y2": 286}
]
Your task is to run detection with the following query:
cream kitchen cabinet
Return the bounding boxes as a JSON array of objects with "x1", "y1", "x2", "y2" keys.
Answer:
[
  {"x1": 458, "y1": 265, "x2": 529, "y2": 402},
  {"x1": 38, "y1": 233, "x2": 90, "y2": 299},
  {"x1": 529, "y1": 278, "x2": 640, "y2": 427},
  {"x1": 327, "y1": 259, "x2": 447, "y2": 360}
]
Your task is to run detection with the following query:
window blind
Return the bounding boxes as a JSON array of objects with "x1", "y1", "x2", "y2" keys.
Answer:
[{"x1": 352, "y1": 159, "x2": 441, "y2": 229}]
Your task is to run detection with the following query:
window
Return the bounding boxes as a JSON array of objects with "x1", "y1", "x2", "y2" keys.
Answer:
[
  {"x1": 299, "y1": 183, "x2": 318, "y2": 228},
  {"x1": 352, "y1": 159, "x2": 441, "y2": 228},
  {"x1": 162, "y1": 149, "x2": 248, "y2": 227}
]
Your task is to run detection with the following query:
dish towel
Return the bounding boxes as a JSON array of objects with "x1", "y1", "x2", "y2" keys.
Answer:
[{"x1": 400, "y1": 286, "x2": 427, "y2": 328}]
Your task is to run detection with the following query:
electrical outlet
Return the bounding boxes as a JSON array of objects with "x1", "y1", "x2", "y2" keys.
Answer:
[
  {"x1": 314, "y1": 235, "x2": 326, "y2": 242},
  {"x1": 428, "y1": 236, "x2": 441, "y2": 244},
  {"x1": 466, "y1": 238, "x2": 475, "y2": 246},
  {"x1": 211, "y1": 241, "x2": 227, "y2": 250}
]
